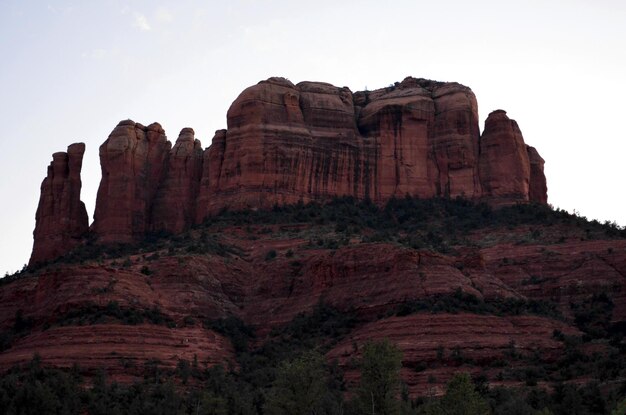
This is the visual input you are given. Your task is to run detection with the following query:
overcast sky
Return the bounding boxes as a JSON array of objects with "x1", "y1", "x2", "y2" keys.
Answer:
[{"x1": 1, "y1": 0, "x2": 625, "y2": 275}]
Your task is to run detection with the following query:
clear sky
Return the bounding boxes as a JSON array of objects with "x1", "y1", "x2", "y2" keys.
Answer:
[{"x1": 1, "y1": 0, "x2": 625, "y2": 275}]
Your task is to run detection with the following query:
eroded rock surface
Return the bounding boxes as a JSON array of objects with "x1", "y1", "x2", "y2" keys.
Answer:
[
  {"x1": 30, "y1": 143, "x2": 88, "y2": 265},
  {"x1": 151, "y1": 128, "x2": 204, "y2": 234},
  {"x1": 478, "y1": 110, "x2": 531, "y2": 205},
  {"x1": 92, "y1": 121, "x2": 170, "y2": 243},
  {"x1": 31, "y1": 77, "x2": 548, "y2": 267}
]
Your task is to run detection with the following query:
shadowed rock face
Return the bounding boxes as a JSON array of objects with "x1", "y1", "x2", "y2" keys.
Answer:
[
  {"x1": 478, "y1": 110, "x2": 532, "y2": 205},
  {"x1": 29, "y1": 143, "x2": 88, "y2": 265},
  {"x1": 91, "y1": 120, "x2": 171, "y2": 243},
  {"x1": 31, "y1": 76, "x2": 548, "y2": 259},
  {"x1": 151, "y1": 128, "x2": 204, "y2": 234},
  {"x1": 527, "y1": 145, "x2": 548, "y2": 204}
]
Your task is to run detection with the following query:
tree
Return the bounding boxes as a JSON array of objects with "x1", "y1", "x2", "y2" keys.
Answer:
[
  {"x1": 264, "y1": 351, "x2": 335, "y2": 415},
  {"x1": 196, "y1": 391, "x2": 228, "y2": 415},
  {"x1": 611, "y1": 398, "x2": 626, "y2": 415},
  {"x1": 353, "y1": 339, "x2": 403, "y2": 415},
  {"x1": 421, "y1": 373, "x2": 490, "y2": 415}
]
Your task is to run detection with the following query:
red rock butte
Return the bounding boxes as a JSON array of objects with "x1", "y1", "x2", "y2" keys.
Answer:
[{"x1": 30, "y1": 76, "x2": 547, "y2": 265}]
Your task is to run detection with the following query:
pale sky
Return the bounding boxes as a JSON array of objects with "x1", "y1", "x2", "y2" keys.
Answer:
[{"x1": 1, "y1": 0, "x2": 625, "y2": 275}]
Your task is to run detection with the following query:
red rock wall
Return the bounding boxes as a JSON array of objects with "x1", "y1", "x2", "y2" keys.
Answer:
[
  {"x1": 29, "y1": 143, "x2": 88, "y2": 265},
  {"x1": 478, "y1": 110, "x2": 531, "y2": 205},
  {"x1": 31, "y1": 77, "x2": 548, "y2": 259},
  {"x1": 92, "y1": 121, "x2": 170, "y2": 242},
  {"x1": 527, "y1": 145, "x2": 548, "y2": 204},
  {"x1": 151, "y1": 128, "x2": 204, "y2": 234},
  {"x1": 198, "y1": 78, "x2": 545, "y2": 217}
]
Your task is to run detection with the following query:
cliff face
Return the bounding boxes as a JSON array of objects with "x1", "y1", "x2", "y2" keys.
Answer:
[
  {"x1": 91, "y1": 121, "x2": 171, "y2": 243},
  {"x1": 205, "y1": 77, "x2": 481, "y2": 213},
  {"x1": 29, "y1": 143, "x2": 88, "y2": 265},
  {"x1": 31, "y1": 76, "x2": 548, "y2": 261},
  {"x1": 527, "y1": 145, "x2": 548, "y2": 204},
  {"x1": 151, "y1": 128, "x2": 204, "y2": 234},
  {"x1": 478, "y1": 110, "x2": 531, "y2": 205}
]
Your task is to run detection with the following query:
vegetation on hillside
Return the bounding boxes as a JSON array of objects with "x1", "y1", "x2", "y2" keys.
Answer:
[
  {"x1": 1, "y1": 198, "x2": 625, "y2": 412},
  {"x1": 5, "y1": 196, "x2": 624, "y2": 282}
]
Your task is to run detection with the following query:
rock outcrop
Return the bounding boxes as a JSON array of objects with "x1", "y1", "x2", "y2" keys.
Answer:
[
  {"x1": 327, "y1": 313, "x2": 581, "y2": 396},
  {"x1": 478, "y1": 110, "x2": 531, "y2": 205},
  {"x1": 31, "y1": 76, "x2": 548, "y2": 260},
  {"x1": 91, "y1": 121, "x2": 170, "y2": 243},
  {"x1": 151, "y1": 128, "x2": 204, "y2": 234},
  {"x1": 200, "y1": 78, "x2": 545, "y2": 214},
  {"x1": 527, "y1": 145, "x2": 548, "y2": 204},
  {"x1": 29, "y1": 143, "x2": 88, "y2": 265}
]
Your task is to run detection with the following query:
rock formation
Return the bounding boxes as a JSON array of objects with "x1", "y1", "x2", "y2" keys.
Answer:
[
  {"x1": 478, "y1": 110, "x2": 531, "y2": 205},
  {"x1": 29, "y1": 143, "x2": 88, "y2": 265},
  {"x1": 91, "y1": 121, "x2": 171, "y2": 243},
  {"x1": 199, "y1": 78, "x2": 545, "y2": 214},
  {"x1": 151, "y1": 128, "x2": 204, "y2": 234},
  {"x1": 527, "y1": 145, "x2": 548, "y2": 204},
  {"x1": 31, "y1": 76, "x2": 548, "y2": 260}
]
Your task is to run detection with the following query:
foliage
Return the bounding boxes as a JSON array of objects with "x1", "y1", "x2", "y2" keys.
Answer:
[
  {"x1": 12, "y1": 195, "x2": 626, "y2": 280},
  {"x1": 611, "y1": 398, "x2": 626, "y2": 415},
  {"x1": 264, "y1": 351, "x2": 341, "y2": 415},
  {"x1": 205, "y1": 315, "x2": 255, "y2": 354},
  {"x1": 420, "y1": 373, "x2": 490, "y2": 415},
  {"x1": 55, "y1": 301, "x2": 176, "y2": 327},
  {"x1": 0, "y1": 310, "x2": 34, "y2": 352},
  {"x1": 571, "y1": 292, "x2": 615, "y2": 340},
  {"x1": 2, "y1": 197, "x2": 625, "y2": 412},
  {"x1": 394, "y1": 288, "x2": 562, "y2": 319},
  {"x1": 352, "y1": 339, "x2": 403, "y2": 415},
  {"x1": 0, "y1": 355, "x2": 83, "y2": 415}
]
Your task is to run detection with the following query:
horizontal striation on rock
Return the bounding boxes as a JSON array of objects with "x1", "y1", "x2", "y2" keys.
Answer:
[
  {"x1": 327, "y1": 313, "x2": 581, "y2": 396},
  {"x1": 30, "y1": 76, "x2": 548, "y2": 260}
]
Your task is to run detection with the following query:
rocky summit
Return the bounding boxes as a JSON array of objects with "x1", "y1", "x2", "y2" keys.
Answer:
[
  {"x1": 30, "y1": 77, "x2": 547, "y2": 265},
  {"x1": 5, "y1": 77, "x2": 625, "y2": 412}
]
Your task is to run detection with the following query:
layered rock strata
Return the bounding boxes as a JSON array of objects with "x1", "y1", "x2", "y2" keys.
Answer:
[
  {"x1": 9, "y1": 226, "x2": 626, "y2": 395},
  {"x1": 31, "y1": 77, "x2": 548, "y2": 260}
]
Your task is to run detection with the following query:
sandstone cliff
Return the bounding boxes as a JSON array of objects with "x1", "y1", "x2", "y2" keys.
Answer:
[
  {"x1": 151, "y1": 128, "x2": 204, "y2": 234},
  {"x1": 91, "y1": 121, "x2": 171, "y2": 243},
  {"x1": 31, "y1": 76, "x2": 548, "y2": 261},
  {"x1": 30, "y1": 143, "x2": 88, "y2": 265}
]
